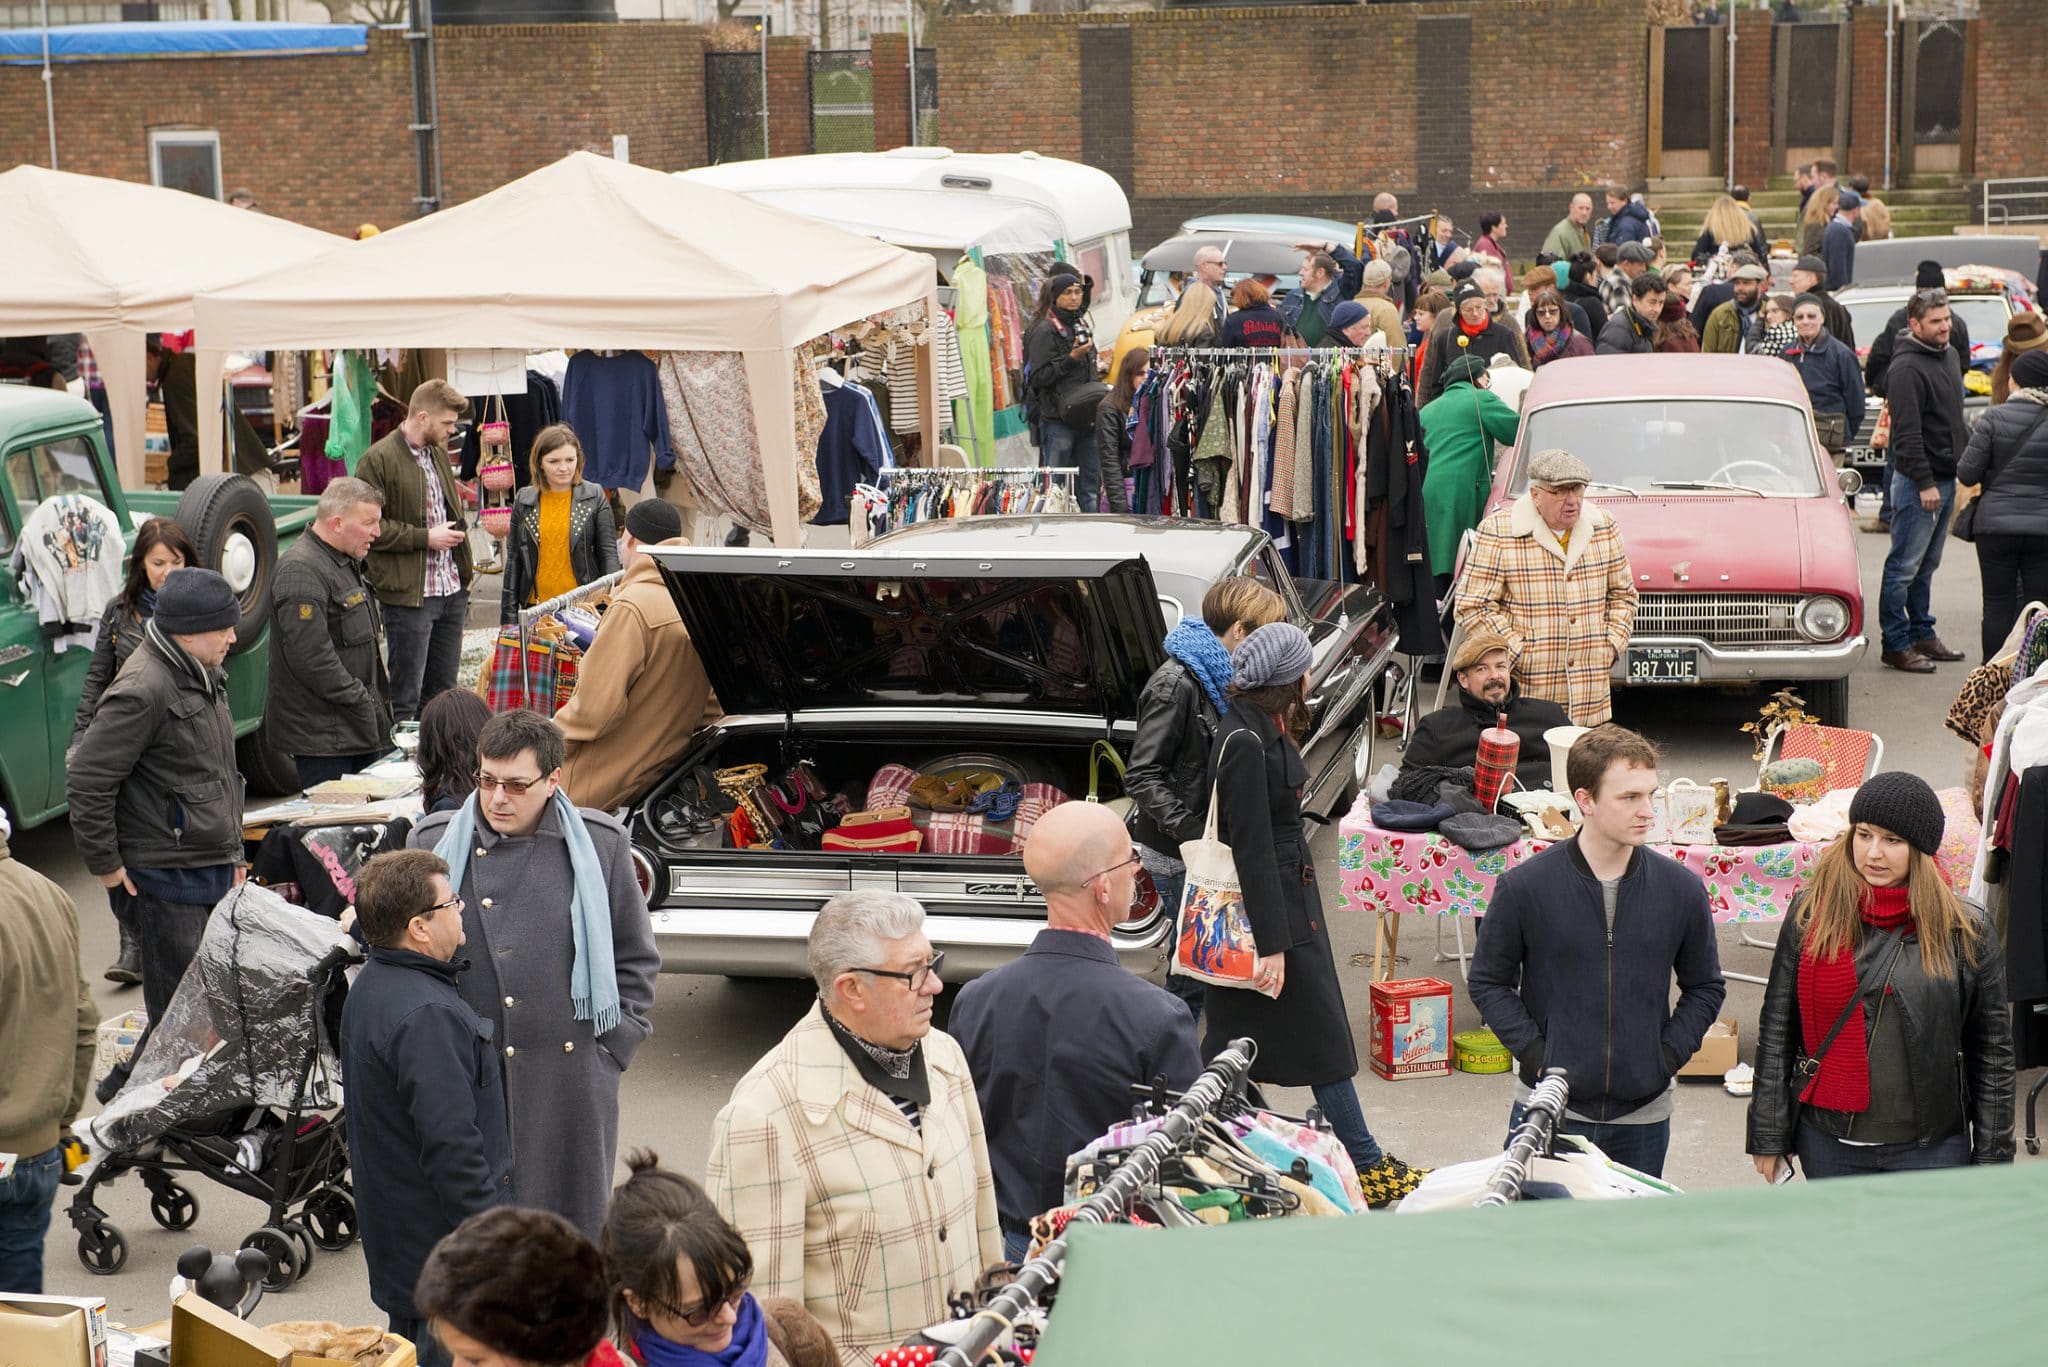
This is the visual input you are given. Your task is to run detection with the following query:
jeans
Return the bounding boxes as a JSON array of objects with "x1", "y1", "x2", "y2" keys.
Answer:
[
  {"x1": 1506, "y1": 1102, "x2": 1671, "y2": 1179},
  {"x1": 0, "y1": 1145, "x2": 64, "y2": 1293},
  {"x1": 1975, "y1": 532, "x2": 2048, "y2": 662},
  {"x1": 1310, "y1": 1079, "x2": 1385, "y2": 1172},
  {"x1": 1041, "y1": 420, "x2": 1101, "y2": 513},
  {"x1": 1875, "y1": 453, "x2": 1895, "y2": 523},
  {"x1": 1153, "y1": 869, "x2": 1206, "y2": 1021},
  {"x1": 384, "y1": 590, "x2": 470, "y2": 722},
  {"x1": 292, "y1": 752, "x2": 386, "y2": 788},
  {"x1": 1002, "y1": 1228, "x2": 1031, "y2": 1264},
  {"x1": 1793, "y1": 1121, "x2": 1970, "y2": 1179},
  {"x1": 1877, "y1": 473, "x2": 1954, "y2": 652},
  {"x1": 387, "y1": 1314, "x2": 454, "y2": 1367},
  {"x1": 135, "y1": 891, "x2": 215, "y2": 1024}
]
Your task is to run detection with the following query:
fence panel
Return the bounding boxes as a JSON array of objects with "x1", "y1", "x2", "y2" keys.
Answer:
[
  {"x1": 810, "y1": 48, "x2": 874, "y2": 156},
  {"x1": 705, "y1": 50, "x2": 765, "y2": 165}
]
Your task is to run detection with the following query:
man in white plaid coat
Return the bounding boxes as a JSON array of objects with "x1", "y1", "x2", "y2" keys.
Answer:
[
  {"x1": 707, "y1": 892, "x2": 1002, "y2": 1366},
  {"x1": 1454, "y1": 448, "x2": 1639, "y2": 726}
]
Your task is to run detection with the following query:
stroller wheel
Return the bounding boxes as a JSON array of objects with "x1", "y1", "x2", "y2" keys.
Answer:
[
  {"x1": 305, "y1": 1191, "x2": 359, "y2": 1250},
  {"x1": 243, "y1": 1227, "x2": 302, "y2": 1291},
  {"x1": 78, "y1": 1221, "x2": 127, "y2": 1275},
  {"x1": 149, "y1": 1184, "x2": 200, "y2": 1232},
  {"x1": 288, "y1": 1224, "x2": 316, "y2": 1272}
]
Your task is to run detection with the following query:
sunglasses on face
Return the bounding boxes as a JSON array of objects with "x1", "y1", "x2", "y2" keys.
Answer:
[{"x1": 474, "y1": 771, "x2": 547, "y2": 795}]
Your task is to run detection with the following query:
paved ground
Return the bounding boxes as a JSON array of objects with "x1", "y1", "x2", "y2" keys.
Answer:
[{"x1": 24, "y1": 517, "x2": 2043, "y2": 1330}]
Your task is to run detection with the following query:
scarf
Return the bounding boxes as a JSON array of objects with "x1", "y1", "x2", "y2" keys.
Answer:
[
  {"x1": 1795, "y1": 883, "x2": 1914, "y2": 1112},
  {"x1": 2014, "y1": 387, "x2": 2048, "y2": 408},
  {"x1": 433, "y1": 789, "x2": 622, "y2": 1033},
  {"x1": 1528, "y1": 324, "x2": 1576, "y2": 366},
  {"x1": 632, "y1": 1294, "x2": 766, "y2": 1367},
  {"x1": 137, "y1": 585, "x2": 158, "y2": 619},
  {"x1": 1164, "y1": 617, "x2": 1233, "y2": 711},
  {"x1": 1458, "y1": 314, "x2": 1490, "y2": 340},
  {"x1": 145, "y1": 619, "x2": 224, "y2": 697}
]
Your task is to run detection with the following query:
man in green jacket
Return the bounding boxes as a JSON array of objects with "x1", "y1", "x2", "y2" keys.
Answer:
[
  {"x1": 1540, "y1": 192, "x2": 1595, "y2": 263},
  {"x1": 1701, "y1": 264, "x2": 1770, "y2": 354},
  {"x1": 0, "y1": 808, "x2": 103, "y2": 1293},
  {"x1": 356, "y1": 381, "x2": 474, "y2": 722}
]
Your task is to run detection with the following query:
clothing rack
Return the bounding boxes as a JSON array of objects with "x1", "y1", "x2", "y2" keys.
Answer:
[
  {"x1": 512, "y1": 569, "x2": 622, "y2": 700},
  {"x1": 931, "y1": 1038, "x2": 1258, "y2": 1367},
  {"x1": 1476, "y1": 1069, "x2": 1571, "y2": 1208},
  {"x1": 1149, "y1": 344, "x2": 1413, "y2": 362},
  {"x1": 877, "y1": 464, "x2": 1076, "y2": 485}
]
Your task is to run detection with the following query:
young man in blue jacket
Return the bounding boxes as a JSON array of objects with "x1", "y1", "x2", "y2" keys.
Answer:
[
  {"x1": 341, "y1": 849, "x2": 510, "y2": 1367},
  {"x1": 1468, "y1": 725, "x2": 1727, "y2": 1177}
]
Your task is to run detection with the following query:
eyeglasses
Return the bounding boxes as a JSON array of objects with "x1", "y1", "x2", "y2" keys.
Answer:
[
  {"x1": 1086, "y1": 851, "x2": 1143, "y2": 887},
  {"x1": 853, "y1": 952, "x2": 945, "y2": 992},
  {"x1": 643, "y1": 1279, "x2": 751, "y2": 1329},
  {"x1": 474, "y1": 771, "x2": 548, "y2": 795},
  {"x1": 1535, "y1": 304, "x2": 1561, "y2": 315},
  {"x1": 423, "y1": 895, "x2": 463, "y2": 916}
]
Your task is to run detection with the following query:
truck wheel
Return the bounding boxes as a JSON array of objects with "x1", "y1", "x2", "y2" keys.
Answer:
[
  {"x1": 1805, "y1": 676, "x2": 1850, "y2": 729},
  {"x1": 237, "y1": 717, "x2": 301, "y2": 797},
  {"x1": 172, "y1": 474, "x2": 278, "y2": 656}
]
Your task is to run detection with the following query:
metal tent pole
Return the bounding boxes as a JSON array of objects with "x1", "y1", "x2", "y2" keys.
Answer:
[{"x1": 39, "y1": 0, "x2": 56, "y2": 169}]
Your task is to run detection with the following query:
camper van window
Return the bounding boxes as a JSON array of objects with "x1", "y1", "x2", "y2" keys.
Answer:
[{"x1": 1074, "y1": 239, "x2": 1112, "y2": 293}]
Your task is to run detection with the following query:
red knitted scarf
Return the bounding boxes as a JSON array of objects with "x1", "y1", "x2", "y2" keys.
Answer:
[
  {"x1": 1458, "y1": 314, "x2": 1490, "y2": 339},
  {"x1": 1795, "y1": 883, "x2": 1913, "y2": 1111}
]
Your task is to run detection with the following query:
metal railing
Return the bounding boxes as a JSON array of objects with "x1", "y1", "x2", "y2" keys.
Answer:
[{"x1": 1981, "y1": 177, "x2": 2048, "y2": 228}]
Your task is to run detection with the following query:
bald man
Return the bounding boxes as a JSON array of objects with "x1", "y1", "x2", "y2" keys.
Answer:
[{"x1": 949, "y1": 803, "x2": 1201, "y2": 1258}]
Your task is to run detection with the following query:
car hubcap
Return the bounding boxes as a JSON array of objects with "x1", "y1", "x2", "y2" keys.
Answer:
[{"x1": 222, "y1": 529, "x2": 257, "y2": 595}]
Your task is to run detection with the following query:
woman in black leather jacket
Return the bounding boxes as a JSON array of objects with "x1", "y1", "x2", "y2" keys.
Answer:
[
  {"x1": 1091, "y1": 346, "x2": 1146, "y2": 515},
  {"x1": 1126, "y1": 576, "x2": 1286, "y2": 1018},
  {"x1": 499, "y1": 424, "x2": 620, "y2": 623},
  {"x1": 1747, "y1": 773, "x2": 2014, "y2": 1180}
]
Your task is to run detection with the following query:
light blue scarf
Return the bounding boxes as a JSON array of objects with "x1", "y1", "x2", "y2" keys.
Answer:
[
  {"x1": 1164, "y1": 617, "x2": 1234, "y2": 712},
  {"x1": 433, "y1": 788, "x2": 621, "y2": 1034}
]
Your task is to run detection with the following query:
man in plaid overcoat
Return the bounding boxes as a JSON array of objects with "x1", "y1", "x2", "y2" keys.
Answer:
[
  {"x1": 1454, "y1": 448, "x2": 1639, "y2": 726},
  {"x1": 707, "y1": 892, "x2": 1003, "y2": 1366}
]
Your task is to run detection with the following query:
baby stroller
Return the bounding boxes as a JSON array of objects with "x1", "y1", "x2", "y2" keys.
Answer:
[{"x1": 69, "y1": 882, "x2": 359, "y2": 1292}]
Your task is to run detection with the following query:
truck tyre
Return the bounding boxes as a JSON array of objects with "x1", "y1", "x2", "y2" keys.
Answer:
[
  {"x1": 172, "y1": 474, "x2": 277, "y2": 657},
  {"x1": 236, "y1": 716, "x2": 301, "y2": 798},
  {"x1": 1805, "y1": 675, "x2": 1850, "y2": 729}
]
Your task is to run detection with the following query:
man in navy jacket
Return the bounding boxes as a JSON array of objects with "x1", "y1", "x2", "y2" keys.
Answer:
[
  {"x1": 950, "y1": 802, "x2": 1200, "y2": 1259},
  {"x1": 341, "y1": 850, "x2": 510, "y2": 1366},
  {"x1": 1468, "y1": 726, "x2": 1726, "y2": 1177}
]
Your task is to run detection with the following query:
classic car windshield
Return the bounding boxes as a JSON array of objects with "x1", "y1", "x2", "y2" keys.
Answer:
[
  {"x1": 1514, "y1": 400, "x2": 1823, "y2": 495},
  {"x1": 1839, "y1": 294, "x2": 2008, "y2": 355}
]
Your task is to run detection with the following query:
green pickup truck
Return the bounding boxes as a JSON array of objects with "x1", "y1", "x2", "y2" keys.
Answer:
[{"x1": 0, "y1": 385, "x2": 316, "y2": 829}]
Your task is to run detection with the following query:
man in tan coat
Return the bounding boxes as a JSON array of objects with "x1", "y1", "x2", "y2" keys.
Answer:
[
  {"x1": 707, "y1": 892, "x2": 1002, "y2": 1367},
  {"x1": 555, "y1": 500, "x2": 717, "y2": 812},
  {"x1": 1454, "y1": 448, "x2": 1638, "y2": 726}
]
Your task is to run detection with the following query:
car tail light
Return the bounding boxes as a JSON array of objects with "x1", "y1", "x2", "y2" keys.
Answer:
[
  {"x1": 1798, "y1": 595, "x2": 1849, "y2": 642},
  {"x1": 628, "y1": 847, "x2": 659, "y2": 902}
]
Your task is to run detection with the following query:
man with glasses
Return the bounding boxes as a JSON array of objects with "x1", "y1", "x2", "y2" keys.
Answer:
[
  {"x1": 341, "y1": 849, "x2": 510, "y2": 1367},
  {"x1": 1192, "y1": 243, "x2": 1229, "y2": 337},
  {"x1": 410, "y1": 708, "x2": 658, "y2": 1240},
  {"x1": 949, "y1": 802, "x2": 1201, "y2": 1261},
  {"x1": 707, "y1": 891, "x2": 1002, "y2": 1365}
]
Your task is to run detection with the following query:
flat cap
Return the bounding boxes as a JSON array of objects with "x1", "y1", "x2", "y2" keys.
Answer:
[{"x1": 1527, "y1": 448, "x2": 1594, "y2": 488}]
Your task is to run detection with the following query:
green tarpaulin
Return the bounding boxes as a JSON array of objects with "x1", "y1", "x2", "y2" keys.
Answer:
[{"x1": 1035, "y1": 1160, "x2": 2044, "y2": 1364}]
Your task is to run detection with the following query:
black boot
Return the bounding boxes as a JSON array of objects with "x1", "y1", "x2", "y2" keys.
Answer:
[{"x1": 105, "y1": 921, "x2": 142, "y2": 987}]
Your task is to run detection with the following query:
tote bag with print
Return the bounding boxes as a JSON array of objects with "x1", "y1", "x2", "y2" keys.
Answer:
[{"x1": 1171, "y1": 744, "x2": 1272, "y2": 996}]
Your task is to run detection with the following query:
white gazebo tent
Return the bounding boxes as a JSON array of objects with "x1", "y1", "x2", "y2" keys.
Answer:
[
  {"x1": 193, "y1": 152, "x2": 942, "y2": 546},
  {"x1": 0, "y1": 164, "x2": 343, "y2": 489}
]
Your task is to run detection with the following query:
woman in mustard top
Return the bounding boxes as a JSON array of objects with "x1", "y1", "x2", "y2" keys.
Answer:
[{"x1": 499, "y1": 423, "x2": 621, "y2": 623}]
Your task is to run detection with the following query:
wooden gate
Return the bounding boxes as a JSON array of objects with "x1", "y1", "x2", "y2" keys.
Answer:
[
  {"x1": 1771, "y1": 22, "x2": 1849, "y2": 176},
  {"x1": 1898, "y1": 18, "x2": 1975, "y2": 179},
  {"x1": 1647, "y1": 23, "x2": 1725, "y2": 180}
]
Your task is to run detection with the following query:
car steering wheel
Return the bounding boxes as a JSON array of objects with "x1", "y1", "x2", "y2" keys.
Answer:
[{"x1": 1704, "y1": 459, "x2": 1789, "y2": 489}]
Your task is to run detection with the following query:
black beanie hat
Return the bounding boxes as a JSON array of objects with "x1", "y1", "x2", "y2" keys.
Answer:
[
  {"x1": 153, "y1": 567, "x2": 239, "y2": 635},
  {"x1": 1848, "y1": 771, "x2": 1944, "y2": 856},
  {"x1": 2012, "y1": 348, "x2": 2048, "y2": 390},
  {"x1": 623, "y1": 497, "x2": 683, "y2": 545},
  {"x1": 1914, "y1": 260, "x2": 1945, "y2": 290}
]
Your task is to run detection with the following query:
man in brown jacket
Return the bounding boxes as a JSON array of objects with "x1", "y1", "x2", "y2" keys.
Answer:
[
  {"x1": 556, "y1": 500, "x2": 718, "y2": 812},
  {"x1": 356, "y1": 380, "x2": 473, "y2": 722},
  {"x1": 0, "y1": 807, "x2": 99, "y2": 1293}
]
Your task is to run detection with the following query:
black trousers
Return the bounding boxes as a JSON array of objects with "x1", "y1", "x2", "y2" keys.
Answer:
[{"x1": 1975, "y1": 532, "x2": 2048, "y2": 661}]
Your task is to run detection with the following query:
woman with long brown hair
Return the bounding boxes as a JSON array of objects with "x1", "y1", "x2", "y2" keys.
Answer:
[
  {"x1": 500, "y1": 424, "x2": 620, "y2": 623},
  {"x1": 1747, "y1": 773, "x2": 2014, "y2": 1179},
  {"x1": 1205, "y1": 622, "x2": 1428, "y2": 1207},
  {"x1": 1796, "y1": 183, "x2": 1840, "y2": 259},
  {"x1": 1091, "y1": 344, "x2": 1147, "y2": 514}
]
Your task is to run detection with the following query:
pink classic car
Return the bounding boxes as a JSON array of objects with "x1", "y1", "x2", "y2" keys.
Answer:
[{"x1": 1483, "y1": 355, "x2": 1867, "y2": 726}]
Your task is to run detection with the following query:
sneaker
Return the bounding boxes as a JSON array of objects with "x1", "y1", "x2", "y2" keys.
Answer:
[{"x1": 1357, "y1": 1153, "x2": 1430, "y2": 1209}]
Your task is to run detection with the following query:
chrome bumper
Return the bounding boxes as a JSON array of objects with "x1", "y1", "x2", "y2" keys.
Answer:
[
  {"x1": 1610, "y1": 635, "x2": 1868, "y2": 683},
  {"x1": 650, "y1": 907, "x2": 1174, "y2": 981}
]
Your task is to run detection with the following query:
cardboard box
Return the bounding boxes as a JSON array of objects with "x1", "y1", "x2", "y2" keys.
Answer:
[
  {"x1": 171, "y1": 1293, "x2": 291, "y2": 1367},
  {"x1": 1679, "y1": 1018, "x2": 1740, "y2": 1079},
  {"x1": 1369, "y1": 977, "x2": 1454, "y2": 1079},
  {"x1": 0, "y1": 1293, "x2": 109, "y2": 1367}
]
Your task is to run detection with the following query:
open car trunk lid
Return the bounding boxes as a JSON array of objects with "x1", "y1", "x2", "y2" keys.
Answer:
[{"x1": 646, "y1": 546, "x2": 1170, "y2": 722}]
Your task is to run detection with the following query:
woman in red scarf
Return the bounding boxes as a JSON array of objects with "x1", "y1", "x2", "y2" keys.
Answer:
[{"x1": 1746, "y1": 772, "x2": 2015, "y2": 1180}]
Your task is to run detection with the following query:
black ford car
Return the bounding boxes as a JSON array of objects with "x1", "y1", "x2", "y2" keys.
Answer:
[{"x1": 629, "y1": 516, "x2": 1397, "y2": 980}]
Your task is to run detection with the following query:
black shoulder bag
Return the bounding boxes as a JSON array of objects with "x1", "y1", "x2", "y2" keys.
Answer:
[
  {"x1": 1953, "y1": 402, "x2": 2048, "y2": 542},
  {"x1": 1787, "y1": 927, "x2": 1907, "y2": 1133}
]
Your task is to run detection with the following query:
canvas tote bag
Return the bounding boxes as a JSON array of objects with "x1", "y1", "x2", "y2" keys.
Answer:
[{"x1": 1171, "y1": 736, "x2": 1274, "y2": 996}]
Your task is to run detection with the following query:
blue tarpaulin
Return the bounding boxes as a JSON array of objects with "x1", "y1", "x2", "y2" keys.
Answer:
[{"x1": 0, "y1": 21, "x2": 368, "y2": 64}]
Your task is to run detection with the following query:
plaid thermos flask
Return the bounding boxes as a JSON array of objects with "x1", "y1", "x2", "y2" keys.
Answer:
[{"x1": 1474, "y1": 714, "x2": 1519, "y2": 810}]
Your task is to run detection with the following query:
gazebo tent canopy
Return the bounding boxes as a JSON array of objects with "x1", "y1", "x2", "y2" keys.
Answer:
[
  {"x1": 194, "y1": 152, "x2": 941, "y2": 543},
  {"x1": 0, "y1": 163, "x2": 343, "y2": 488}
]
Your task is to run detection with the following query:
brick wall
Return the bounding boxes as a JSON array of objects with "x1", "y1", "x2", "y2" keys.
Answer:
[
  {"x1": 937, "y1": 0, "x2": 1652, "y2": 248},
  {"x1": 871, "y1": 31, "x2": 910, "y2": 151},
  {"x1": 1973, "y1": 0, "x2": 2043, "y2": 180},
  {"x1": 0, "y1": 23, "x2": 709, "y2": 234},
  {"x1": 1727, "y1": 7, "x2": 1772, "y2": 190},
  {"x1": 765, "y1": 35, "x2": 813, "y2": 159},
  {"x1": 1845, "y1": 4, "x2": 1888, "y2": 182}
]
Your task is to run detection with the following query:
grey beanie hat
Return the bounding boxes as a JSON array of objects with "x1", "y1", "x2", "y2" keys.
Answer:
[
  {"x1": 1231, "y1": 621, "x2": 1314, "y2": 690},
  {"x1": 153, "y1": 567, "x2": 239, "y2": 635},
  {"x1": 1848, "y1": 771, "x2": 1944, "y2": 856}
]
